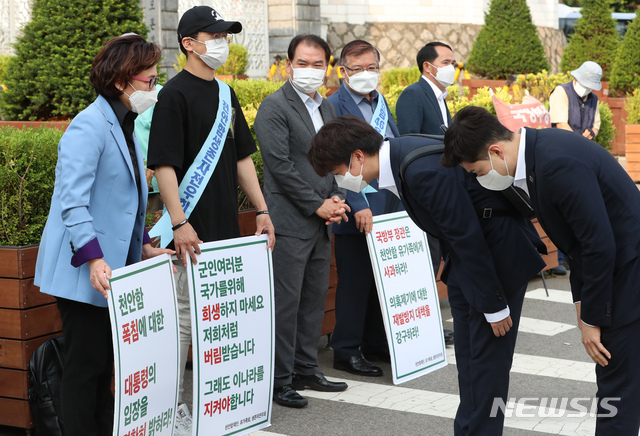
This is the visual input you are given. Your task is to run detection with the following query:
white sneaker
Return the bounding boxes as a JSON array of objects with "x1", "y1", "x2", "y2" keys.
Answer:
[{"x1": 174, "y1": 403, "x2": 193, "y2": 436}]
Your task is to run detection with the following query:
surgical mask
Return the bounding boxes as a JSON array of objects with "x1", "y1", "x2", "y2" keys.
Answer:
[
  {"x1": 429, "y1": 63, "x2": 456, "y2": 88},
  {"x1": 573, "y1": 81, "x2": 592, "y2": 98},
  {"x1": 290, "y1": 67, "x2": 326, "y2": 94},
  {"x1": 476, "y1": 151, "x2": 514, "y2": 191},
  {"x1": 345, "y1": 69, "x2": 379, "y2": 94},
  {"x1": 123, "y1": 84, "x2": 158, "y2": 114},
  {"x1": 335, "y1": 156, "x2": 368, "y2": 193},
  {"x1": 190, "y1": 37, "x2": 229, "y2": 70}
]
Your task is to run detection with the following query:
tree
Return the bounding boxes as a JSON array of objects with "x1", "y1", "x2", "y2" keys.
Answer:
[
  {"x1": 0, "y1": 0, "x2": 148, "y2": 121},
  {"x1": 560, "y1": 0, "x2": 619, "y2": 80},
  {"x1": 467, "y1": 0, "x2": 550, "y2": 80},
  {"x1": 610, "y1": 15, "x2": 640, "y2": 94}
]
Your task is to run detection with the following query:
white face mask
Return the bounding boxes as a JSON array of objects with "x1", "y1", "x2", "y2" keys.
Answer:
[
  {"x1": 123, "y1": 84, "x2": 158, "y2": 114},
  {"x1": 290, "y1": 67, "x2": 326, "y2": 94},
  {"x1": 476, "y1": 151, "x2": 514, "y2": 191},
  {"x1": 344, "y1": 69, "x2": 379, "y2": 95},
  {"x1": 190, "y1": 37, "x2": 229, "y2": 70},
  {"x1": 335, "y1": 156, "x2": 368, "y2": 193},
  {"x1": 573, "y1": 81, "x2": 592, "y2": 98},
  {"x1": 429, "y1": 62, "x2": 456, "y2": 88}
]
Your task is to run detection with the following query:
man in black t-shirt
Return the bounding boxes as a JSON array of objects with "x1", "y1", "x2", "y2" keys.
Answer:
[{"x1": 147, "y1": 6, "x2": 275, "y2": 434}]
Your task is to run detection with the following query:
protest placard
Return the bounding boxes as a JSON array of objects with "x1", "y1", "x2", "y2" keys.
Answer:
[
  {"x1": 108, "y1": 254, "x2": 180, "y2": 436},
  {"x1": 187, "y1": 235, "x2": 274, "y2": 435},
  {"x1": 367, "y1": 211, "x2": 447, "y2": 384}
]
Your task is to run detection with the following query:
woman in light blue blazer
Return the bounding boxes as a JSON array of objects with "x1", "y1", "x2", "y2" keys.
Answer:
[{"x1": 34, "y1": 34, "x2": 173, "y2": 436}]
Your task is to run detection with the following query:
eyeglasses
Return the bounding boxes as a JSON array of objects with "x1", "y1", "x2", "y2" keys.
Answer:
[
  {"x1": 193, "y1": 33, "x2": 233, "y2": 45},
  {"x1": 132, "y1": 75, "x2": 159, "y2": 90},
  {"x1": 343, "y1": 65, "x2": 379, "y2": 74}
]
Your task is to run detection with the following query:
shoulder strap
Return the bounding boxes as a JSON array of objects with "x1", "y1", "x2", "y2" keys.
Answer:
[{"x1": 399, "y1": 142, "x2": 445, "y2": 183}]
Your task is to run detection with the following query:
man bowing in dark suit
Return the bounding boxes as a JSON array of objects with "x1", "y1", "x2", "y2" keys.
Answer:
[
  {"x1": 308, "y1": 115, "x2": 545, "y2": 435},
  {"x1": 442, "y1": 105, "x2": 640, "y2": 435},
  {"x1": 326, "y1": 40, "x2": 401, "y2": 377}
]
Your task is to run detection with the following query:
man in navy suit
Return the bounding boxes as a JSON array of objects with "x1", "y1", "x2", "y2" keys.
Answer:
[
  {"x1": 327, "y1": 40, "x2": 400, "y2": 377},
  {"x1": 308, "y1": 115, "x2": 545, "y2": 435},
  {"x1": 396, "y1": 41, "x2": 455, "y2": 135},
  {"x1": 442, "y1": 106, "x2": 640, "y2": 435}
]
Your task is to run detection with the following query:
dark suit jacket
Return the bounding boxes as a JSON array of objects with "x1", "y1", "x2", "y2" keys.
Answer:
[
  {"x1": 396, "y1": 78, "x2": 452, "y2": 135},
  {"x1": 524, "y1": 127, "x2": 640, "y2": 328},
  {"x1": 327, "y1": 84, "x2": 402, "y2": 235},
  {"x1": 255, "y1": 80, "x2": 342, "y2": 239},
  {"x1": 389, "y1": 136, "x2": 545, "y2": 314}
]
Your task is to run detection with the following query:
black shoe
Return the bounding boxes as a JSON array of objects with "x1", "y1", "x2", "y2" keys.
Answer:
[
  {"x1": 273, "y1": 384, "x2": 308, "y2": 408},
  {"x1": 444, "y1": 329, "x2": 454, "y2": 345},
  {"x1": 334, "y1": 354, "x2": 383, "y2": 377},
  {"x1": 549, "y1": 265, "x2": 567, "y2": 276},
  {"x1": 361, "y1": 349, "x2": 391, "y2": 363},
  {"x1": 292, "y1": 373, "x2": 348, "y2": 392}
]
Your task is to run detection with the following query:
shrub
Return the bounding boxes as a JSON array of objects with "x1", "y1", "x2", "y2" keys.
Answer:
[
  {"x1": 512, "y1": 71, "x2": 572, "y2": 104},
  {"x1": 594, "y1": 102, "x2": 615, "y2": 151},
  {"x1": 217, "y1": 44, "x2": 249, "y2": 76},
  {"x1": 559, "y1": 0, "x2": 619, "y2": 81},
  {"x1": 0, "y1": 55, "x2": 12, "y2": 84},
  {"x1": 174, "y1": 44, "x2": 249, "y2": 77},
  {"x1": 610, "y1": 16, "x2": 640, "y2": 96},
  {"x1": 221, "y1": 79, "x2": 283, "y2": 109},
  {"x1": 0, "y1": 127, "x2": 64, "y2": 246},
  {"x1": 0, "y1": 0, "x2": 148, "y2": 121},
  {"x1": 467, "y1": 0, "x2": 549, "y2": 79},
  {"x1": 625, "y1": 89, "x2": 640, "y2": 124},
  {"x1": 381, "y1": 67, "x2": 421, "y2": 94}
]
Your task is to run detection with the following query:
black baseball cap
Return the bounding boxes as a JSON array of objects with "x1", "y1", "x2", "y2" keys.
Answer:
[{"x1": 178, "y1": 6, "x2": 242, "y2": 46}]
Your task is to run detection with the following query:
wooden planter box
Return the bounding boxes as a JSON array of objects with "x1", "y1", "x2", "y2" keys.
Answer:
[
  {"x1": 625, "y1": 124, "x2": 640, "y2": 182},
  {"x1": 461, "y1": 78, "x2": 508, "y2": 98},
  {"x1": 0, "y1": 245, "x2": 62, "y2": 431}
]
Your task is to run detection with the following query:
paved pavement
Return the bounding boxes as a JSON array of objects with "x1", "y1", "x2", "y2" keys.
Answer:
[
  {"x1": 0, "y1": 272, "x2": 620, "y2": 436},
  {"x1": 242, "y1": 272, "x2": 607, "y2": 436}
]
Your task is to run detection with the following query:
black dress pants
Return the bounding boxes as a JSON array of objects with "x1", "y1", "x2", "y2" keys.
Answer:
[{"x1": 56, "y1": 297, "x2": 114, "y2": 436}]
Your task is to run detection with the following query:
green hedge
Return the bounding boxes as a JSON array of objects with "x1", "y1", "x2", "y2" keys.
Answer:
[{"x1": 0, "y1": 127, "x2": 63, "y2": 246}]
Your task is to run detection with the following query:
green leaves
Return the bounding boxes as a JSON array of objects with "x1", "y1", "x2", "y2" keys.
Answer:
[
  {"x1": 560, "y1": 0, "x2": 619, "y2": 80},
  {"x1": 0, "y1": 127, "x2": 63, "y2": 246},
  {"x1": 0, "y1": 0, "x2": 148, "y2": 121},
  {"x1": 610, "y1": 16, "x2": 640, "y2": 95},
  {"x1": 467, "y1": 0, "x2": 550, "y2": 79}
]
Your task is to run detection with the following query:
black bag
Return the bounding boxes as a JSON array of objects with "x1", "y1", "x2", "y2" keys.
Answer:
[{"x1": 28, "y1": 335, "x2": 65, "y2": 436}]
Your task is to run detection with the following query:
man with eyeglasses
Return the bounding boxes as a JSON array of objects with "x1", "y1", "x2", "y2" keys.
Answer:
[
  {"x1": 325, "y1": 40, "x2": 400, "y2": 377},
  {"x1": 146, "y1": 6, "x2": 274, "y2": 435}
]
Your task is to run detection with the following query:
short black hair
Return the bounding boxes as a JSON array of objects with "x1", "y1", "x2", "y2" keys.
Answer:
[
  {"x1": 288, "y1": 34, "x2": 331, "y2": 64},
  {"x1": 416, "y1": 41, "x2": 452, "y2": 74},
  {"x1": 308, "y1": 115, "x2": 383, "y2": 176},
  {"x1": 441, "y1": 106, "x2": 514, "y2": 167}
]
